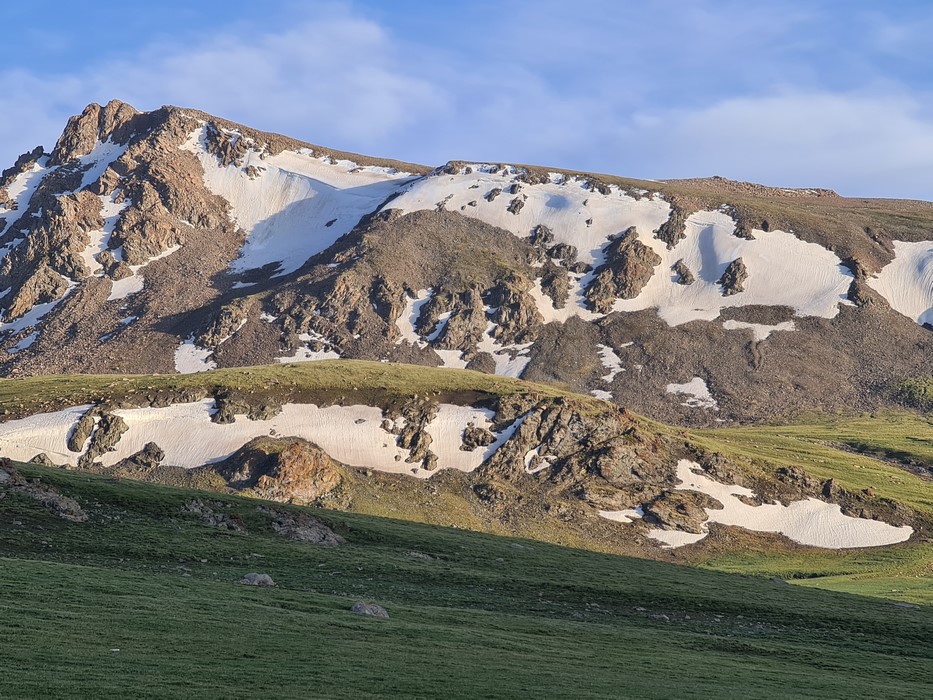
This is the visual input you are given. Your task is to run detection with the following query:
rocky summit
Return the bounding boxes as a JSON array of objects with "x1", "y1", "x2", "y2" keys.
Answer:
[{"x1": 0, "y1": 100, "x2": 930, "y2": 428}]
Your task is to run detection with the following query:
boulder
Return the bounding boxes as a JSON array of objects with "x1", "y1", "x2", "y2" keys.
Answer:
[
  {"x1": 239, "y1": 573, "x2": 275, "y2": 587},
  {"x1": 672, "y1": 259, "x2": 695, "y2": 286},
  {"x1": 351, "y1": 602, "x2": 389, "y2": 619},
  {"x1": 718, "y1": 258, "x2": 748, "y2": 296}
]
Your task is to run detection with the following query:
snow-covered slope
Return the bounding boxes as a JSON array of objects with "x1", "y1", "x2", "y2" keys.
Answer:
[
  {"x1": 610, "y1": 211, "x2": 853, "y2": 325},
  {"x1": 182, "y1": 124, "x2": 415, "y2": 276},
  {"x1": 385, "y1": 167, "x2": 854, "y2": 327},
  {"x1": 867, "y1": 240, "x2": 933, "y2": 326},
  {"x1": 386, "y1": 165, "x2": 670, "y2": 266},
  {"x1": 0, "y1": 399, "x2": 522, "y2": 479}
]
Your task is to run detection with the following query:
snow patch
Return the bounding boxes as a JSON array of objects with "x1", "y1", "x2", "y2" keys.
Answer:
[
  {"x1": 76, "y1": 141, "x2": 126, "y2": 190},
  {"x1": 477, "y1": 309, "x2": 532, "y2": 378},
  {"x1": 645, "y1": 460, "x2": 913, "y2": 549},
  {"x1": 0, "y1": 156, "x2": 51, "y2": 238},
  {"x1": 0, "y1": 277, "x2": 77, "y2": 334},
  {"x1": 174, "y1": 337, "x2": 216, "y2": 374},
  {"x1": 79, "y1": 192, "x2": 130, "y2": 276},
  {"x1": 866, "y1": 240, "x2": 933, "y2": 326},
  {"x1": 275, "y1": 331, "x2": 340, "y2": 363},
  {"x1": 666, "y1": 377, "x2": 718, "y2": 410},
  {"x1": 106, "y1": 245, "x2": 181, "y2": 301},
  {"x1": 395, "y1": 289, "x2": 433, "y2": 347},
  {"x1": 599, "y1": 506, "x2": 644, "y2": 524},
  {"x1": 0, "y1": 405, "x2": 94, "y2": 463},
  {"x1": 612, "y1": 211, "x2": 854, "y2": 325},
  {"x1": 9, "y1": 331, "x2": 38, "y2": 353},
  {"x1": 596, "y1": 344, "x2": 624, "y2": 383},
  {"x1": 435, "y1": 349, "x2": 468, "y2": 369},
  {"x1": 722, "y1": 320, "x2": 796, "y2": 341}
]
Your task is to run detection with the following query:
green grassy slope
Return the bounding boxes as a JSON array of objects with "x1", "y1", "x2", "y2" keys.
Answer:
[
  {"x1": 0, "y1": 360, "x2": 580, "y2": 419},
  {"x1": 683, "y1": 411, "x2": 933, "y2": 602},
  {"x1": 2, "y1": 462, "x2": 933, "y2": 699}
]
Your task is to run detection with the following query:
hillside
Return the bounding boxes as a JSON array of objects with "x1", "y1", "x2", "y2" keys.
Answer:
[
  {"x1": 2, "y1": 460, "x2": 932, "y2": 699},
  {"x1": 0, "y1": 361, "x2": 928, "y2": 572},
  {"x1": 0, "y1": 100, "x2": 930, "y2": 425}
]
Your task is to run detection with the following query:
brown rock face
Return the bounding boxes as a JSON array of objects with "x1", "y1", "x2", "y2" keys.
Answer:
[
  {"x1": 5, "y1": 265, "x2": 71, "y2": 320},
  {"x1": 672, "y1": 259, "x2": 695, "y2": 285},
  {"x1": 643, "y1": 491, "x2": 712, "y2": 533},
  {"x1": 539, "y1": 262, "x2": 570, "y2": 309},
  {"x1": 254, "y1": 442, "x2": 343, "y2": 504},
  {"x1": 49, "y1": 100, "x2": 140, "y2": 166},
  {"x1": 79, "y1": 413, "x2": 129, "y2": 468},
  {"x1": 216, "y1": 438, "x2": 343, "y2": 505},
  {"x1": 487, "y1": 274, "x2": 542, "y2": 345},
  {"x1": 654, "y1": 205, "x2": 689, "y2": 248},
  {"x1": 585, "y1": 227, "x2": 661, "y2": 313}
]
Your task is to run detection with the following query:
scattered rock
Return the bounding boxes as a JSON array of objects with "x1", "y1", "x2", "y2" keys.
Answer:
[
  {"x1": 259, "y1": 506, "x2": 344, "y2": 546},
  {"x1": 461, "y1": 422, "x2": 496, "y2": 450},
  {"x1": 0, "y1": 460, "x2": 87, "y2": 522},
  {"x1": 351, "y1": 601, "x2": 389, "y2": 619},
  {"x1": 183, "y1": 499, "x2": 245, "y2": 532},
  {"x1": 239, "y1": 572, "x2": 275, "y2": 587}
]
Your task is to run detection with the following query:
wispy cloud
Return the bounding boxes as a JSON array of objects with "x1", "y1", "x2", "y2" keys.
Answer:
[{"x1": 1, "y1": 1, "x2": 932, "y2": 199}]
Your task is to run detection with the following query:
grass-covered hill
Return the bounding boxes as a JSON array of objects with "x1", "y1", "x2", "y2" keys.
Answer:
[
  {"x1": 2, "y1": 460, "x2": 932, "y2": 699},
  {"x1": 0, "y1": 360, "x2": 931, "y2": 598}
]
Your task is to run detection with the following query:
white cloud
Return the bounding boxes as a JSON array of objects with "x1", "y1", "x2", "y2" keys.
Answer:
[
  {"x1": 1, "y1": 2, "x2": 932, "y2": 200},
  {"x1": 621, "y1": 90, "x2": 933, "y2": 198}
]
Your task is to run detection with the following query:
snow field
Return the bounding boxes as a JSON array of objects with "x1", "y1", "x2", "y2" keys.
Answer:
[
  {"x1": 0, "y1": 401, "x2": 527, "y2": 480},
  {"x1": 611, "y1": 210, "x2": 854, "y2": 325},
  {"x1": 866, "y1": 240, "x2": 933, "y2": 326},
  {"x1": 600, "y1": 460, "x2": 912, "y2": 549},
  {"x1": 666, "y1": 377, "x2": 718, "y2": 410},
  {"x1": 181, "y1": 126, "x2": 414, "y2": 276}
]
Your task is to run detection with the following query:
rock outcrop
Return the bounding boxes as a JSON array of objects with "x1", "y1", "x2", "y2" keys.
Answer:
[
  {"x1": 718, "y1": 258, "x2": 748, "y2": 296},
  {"x1": 585, "y1": 227, "x2": 661, "y2": 313}
]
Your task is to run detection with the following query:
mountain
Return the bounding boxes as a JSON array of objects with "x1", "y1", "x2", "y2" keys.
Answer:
[{"x1": 0, "y1": 99, "x2": 930, "y2": 427}]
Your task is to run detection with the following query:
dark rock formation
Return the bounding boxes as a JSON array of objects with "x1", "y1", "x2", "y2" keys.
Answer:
[
  {"x1": 585, "y1": 227, "x2": 661, "y2": 313},
  {"x1": 718, "y1": 258, "x2": 748, "y2": 296}
]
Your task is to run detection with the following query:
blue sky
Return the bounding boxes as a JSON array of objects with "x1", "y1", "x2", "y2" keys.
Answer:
[{"x1": 3, "y1": 1, "x2": 933, "y2": 198}]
